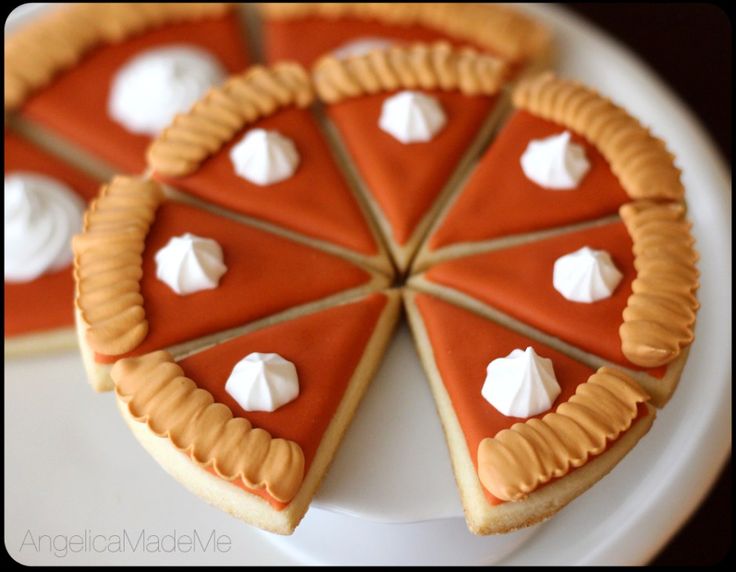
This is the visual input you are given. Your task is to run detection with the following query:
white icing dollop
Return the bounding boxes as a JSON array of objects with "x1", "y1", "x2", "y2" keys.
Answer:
[
  {"x1": 332, "y1": 37, "x2": 394, "y2": 59},
  {"x1": 4, "y1": 173, "x2": 85, "y2": 283},
  {"x1": 108, "y1": 45, "x2": 226, "y2": 136},
  {"x1": 378, "y1": 90, "x2": 447, "y2": 144},
  {"x1": 229, "y1": 129, "x2": 300, "y2": 186},
  {"x1": 553, "y1": 246, "x2": 623, "y2": 303},
  {"x1": 225, "y1": 352, "x2": 300, "y2": 412},
  {"x1": 520, "y1": 131, "x2": 591, "y2": 189},
  {"x1": 481, "y1": 347, "x2": 561, "y2": 418},
  {"x1": 154, "y1": 233, "x2": 227, "y2": 295}
]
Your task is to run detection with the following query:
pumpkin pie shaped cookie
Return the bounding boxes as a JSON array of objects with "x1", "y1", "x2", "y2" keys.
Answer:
[
  {"x1": 411, "y1": 212, "x2": 698, "y2": 407},
  {"x1": 112, "y1": 290, "x2": 400, "y2": 534},
  {"x1": 6, "y1": 3, "x2": 250, "y2": 173},
  {"x1": 146, "y1": 61, "x2": 389, "y2": 274},
  {"x1": 404, "y1": 290, "x2": 654, "y2": 534},
  {"x1": 5, "y1": 130, "x2": 100, "y2": 355},
  {"x1": 259, "y1": 2, "x2": 551, "y2": 73},
  {"x1": 416, "y1": 73, "x2": 687, "y2": 270},
  {"x1": 312, "y1": 42, "x2": 509, "y2": 271},
  {"x1": 74, "y1": 177, "x2": 389, "y2": 392}
]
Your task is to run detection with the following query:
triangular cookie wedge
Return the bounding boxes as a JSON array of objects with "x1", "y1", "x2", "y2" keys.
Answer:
[
  {"x1": 259, "y1": 3, "x2": 551, "y2": 73},
  {"x1": 112, "y1": 290, "x2": 401, "y2": 535},
  {"x1": 415, "y1": 73, "x2": 687, "y2": 271},
  {"x1": 410, "y1": 211, "x2": 698, "y2": 407},
  {"x1": 7, "y1": 3, "x2": 250, "y2": 174},
  {"x1": 73, "y1": 177, "x2": 389, "y2": 392},
  {"x1": 403, "y1": 289, "x2": 655, "y2": 535},
  {"x1": 147, "y1": 62, "x2": 390, "y2": 275},
  {"x1": 312, "y1": 42, "x2": 510, "y2": 271},
  {"x1": 5, "y1": 130, "x2": 101, "y2": 356}
]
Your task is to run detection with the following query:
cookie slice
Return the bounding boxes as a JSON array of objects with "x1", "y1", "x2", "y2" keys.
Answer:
[
  {"x1": 147, "y1": 62, "x2": 389, "y2": 274},
  {"x1": 7, "y1": 3, "x2": 250, "y2": 173},
  {"x1": 415, "y1": 73, "x2": 686, "y2": 270},
  {"x1": 410, "y1": 212, "x2": 698, "y2": 407},
  {"x1": 404, "y1": 289, "x2": 655, "y2": 535},
  {"x1": 312, "y1": 42, "x2": 510, "y2": 271},
  {"x1": 112, "y1": 290, "x2": 401, "y2": 534},
  {"x1": 74, "y1": 177, "x2": 389, "y2": 392},
  {"x1": 4, "y1": 130, "x2": 100, "y2": 356},
  {"x1": 259, "y1": 3, "x2": 551, "y2": 73}
]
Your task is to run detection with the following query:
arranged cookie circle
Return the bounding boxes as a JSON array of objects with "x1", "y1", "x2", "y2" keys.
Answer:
[{"x1": 5, "y1": 4, "x2": 699, "y2": 539}]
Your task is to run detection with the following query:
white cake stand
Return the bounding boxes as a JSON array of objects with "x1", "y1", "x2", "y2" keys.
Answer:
[{"x1": 5, "y1": 3, "x2": 731, "y2": 566}]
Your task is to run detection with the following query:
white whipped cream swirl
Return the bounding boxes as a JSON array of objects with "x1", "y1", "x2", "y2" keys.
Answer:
[
  {"x1": 481, "y1": 346, "x2": 561, "y2": 418},
  {"x1": 230, "y1": 129, "x2": 300, "y2": 186},
  {"x1": 225, "y1": 352, "x2": 300, "y2": 412},
  {"x1": 108, "y1": 45, "x2": 226, "y2": 136},
  {"x1": 4, "y1": 173, "x2": 85, "y2": 283},
  {"x1": 520, "y1": 131, "x2": 591, "y2": 189},
  {"x1": 553, "y1": 246, "x2": 623, "y2": 303},
  {"x1": 154, "y1": 233, "x2": 227, "y2": 295},
  {"x1": 378, "y1": 90, "x2": 447, "y2": 144}
]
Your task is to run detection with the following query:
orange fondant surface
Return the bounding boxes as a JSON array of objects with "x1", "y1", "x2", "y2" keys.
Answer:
[
  {"x1": 264, "y1": 17, "x2": 466, "y2": 68},
  {"x1": 21, "y1": 12, "x2": 250, "y2": 174},
  {"x1": 180, "y1": 292, "x2": 389, "y2": 508},
  {"x1": 328, "y1": 91, "x2": 497, "y2": 245},
  {"x1": 94, "y1": 202, "x2": 371, "y2": 363},
  {"x1": 425, "y1": 221, "x2": 666, "y2": 378},
  {"x1": 414, "y1": 292, "x2": 597, "y2": 505},
  {"x1": 429, "y1": 110, "x2": 632, "y2": 250},
  {"x1": 4, "y1": 131, "x2": 99, "y2": 337},
  {"x1": 156, "y1": 107, "x2": 378, "y2": 255}
]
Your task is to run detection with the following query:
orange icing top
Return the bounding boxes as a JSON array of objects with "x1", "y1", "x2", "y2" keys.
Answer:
[
  {"x1": 327, "y1": 90, "x2": 497, "y2": 245},
  {"x1": 425, "y1": 221, "x2": 667, "y2": 378},
  {"x1": 4, "y1": 131, "x2": 99, "y2": 337},
  {"x1": 5, "y1": 3, "x2": 233, "y2": 111},
  {"x1": 259, "y1": 3, "x2": 550, "y2": 66},
  {"x1": 428, "y1": 110, "x2": 631, "y2": 251},
  {"x1": 414, "y1": 292, "x2": 595, "y2": 504},
  {"x1": 512, "y1": 73, "x2": 684, "y2": 202},
  {"x1": 20, "y1": 10, "x2": 250, "y2": 174},
  {"x1": 94, "y1": 201, "x2": 372, "y2": 364},
  {"x1": 180, "y1": 292, "x2": 388, "y2": 480},
  {"x1": 477, "y1": 366, "x2": 649, "y2": 502},
  {"x1": 113, "y1": 350, "x2": 305, "y2": 505},
  {"x1": 155, "y1": 106, "x2": 378, "y2": 256},
  {"x1": 619, "y1": 201, "x2": 699, "y2": 367},
  {"x1": 264, "y1": 15, "x2": 463, "y2": 68}
]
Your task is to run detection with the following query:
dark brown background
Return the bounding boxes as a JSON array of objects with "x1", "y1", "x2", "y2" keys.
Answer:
[{"x1": 566, "y1": 4, "x2": 731, "y2": 566}]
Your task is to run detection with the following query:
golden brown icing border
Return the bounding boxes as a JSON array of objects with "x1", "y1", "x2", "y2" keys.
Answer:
[
  {"x1": 112, "y1": 350, "x2": 305, "y2": 503},
  {"x1": 73, "y1": 176, "x2": 164, "y2": 356},
  {"x1": 258, "y1": 2, "x2": 551, "y2": 65},
  {"x1": 477, "y1": 367, "x2": 650, "y2": 502},
  {"x1": 4, "y1": 3, "x2": 232, "y2": 111},
  {"x1": 147, "y1": 62, "x2": 314, "y2": 177},
  {"x1": 512, "y1": 72, "x2": 685, "y2": 202},
  {"x1": 312, "y1": 41, "x2": 508, "y2": 104},
  {"x1": 619, "y1": 200, "x2": 699, "y2": 367}
]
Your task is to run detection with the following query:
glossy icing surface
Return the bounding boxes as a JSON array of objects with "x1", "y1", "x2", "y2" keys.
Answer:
[
  {"x1": 180, "y1": 292, "x2": 389, "y2": 504},
  {"x1": 414, "y1": 292, "x2": 596, "y2": 504},
  {"x1": 21, "y1": 12, "x2": 249, "y2": 173},
  {"x1": 428, "y1": 110, "x2": 631, "y2": 250},
  {"x1": 4, "y1": 131, "x2": 99, "y2": 337},
  {"x1": 94, "y1": 201, "x2": 371, "y2": 363},
  {"x1": 328, "y1": 90, "x2": 496, "y2": 245},
  {"x1": 156, "y1": 106, "x2": 378, "y2": 255},
  {"x1": 425, "y1": 221, "x2": 666, "y2": 378},
  {"x1": 264, "y1": 17, "x2": 465, "y2": 68}
]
